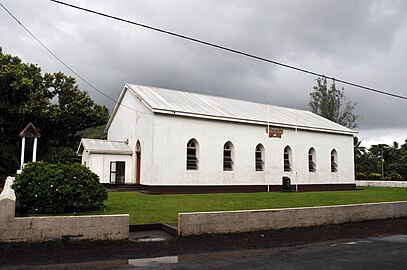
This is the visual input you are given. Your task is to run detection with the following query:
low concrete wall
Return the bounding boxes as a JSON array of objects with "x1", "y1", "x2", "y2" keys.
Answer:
[
  {"x1": 0, "y1": 176, "x2": 129, "y2": 242},
  {"x1": 0, "y1": 215, "x2": 129, "y2": 242},
  {"x1": 356, "y1": 180, "x2": 407, "y2": 188},
  {"x1": 178, "y1": 201, "x2": 407, "y2": 236}
]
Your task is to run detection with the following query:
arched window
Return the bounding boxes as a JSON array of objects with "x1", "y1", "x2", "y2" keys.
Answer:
[
  {"x1": 223, "y1": 141, "x2": 234, "y2": 171},
  {"x1": 331, "y1": 149, "x2": 338, "y2": 172},
  {"x1": 255, "y1": 143, "x2": 264, "y2": 171},
  {"x1": 186, "y1": 139, "x2": 199, "y2": 170},
  {"x1": 308, "y1": 147, "x2": 316, "y2": 172},
  {"x1": 284, "y1": 146, "x2": 292, "y2": 172}
]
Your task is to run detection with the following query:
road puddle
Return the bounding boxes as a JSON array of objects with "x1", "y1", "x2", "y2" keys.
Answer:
[
  {"x1": 372, "y1": 234, "x2": 407, "y2": 243},
  {"x1": 128, "y1": 256, "x2": 178, "y2": 267},
  {"x1": 2, "y1": 249, "x2": 269, "y2": 269}
]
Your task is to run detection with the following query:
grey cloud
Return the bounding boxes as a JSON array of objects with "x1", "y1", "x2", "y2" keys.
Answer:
[{"x1": 1, "y1": 0, "x2": 407, "y2": 141}]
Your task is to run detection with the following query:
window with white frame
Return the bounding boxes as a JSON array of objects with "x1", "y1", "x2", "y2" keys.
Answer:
[
  {"x1": 331, "y1": 149, "x2": 338, "y2": 172},
  {"x1": 223, "y1": 141, "x2": 234, "y2": 171},
  {"x1": 255, "y1": 144, "x2": 264, "y2": 171},
  {"x1": 284, "y1": 146, "x2": 292, "y2": 172},
  {"x1": 186, "y1": 139, "x2": 199, "y2": 170},
  {"x1": 308, "y1": 148, "x2": 316, "y2": 172}
]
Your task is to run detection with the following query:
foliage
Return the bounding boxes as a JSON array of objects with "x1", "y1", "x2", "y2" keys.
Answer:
[
  {"x1": 76, "y1": 125, "x2": 107, "y2": 140},
  {"x1": 13, "y1": 162, "x2": 107, "y2": 213},
  {"x1": 355, "y1": 139, "x2": 407, "y2": 180},
  {"x1": 0, "y1": 48, "x2": 109, "y2": 182},
  {"x1": 309, "y1": 77, "x2": 358, "y2": 129},
  {"x1": 79, "y1": 187, "x2": 407, "y2": 226},
  {"x1": 386, "y1": 172, "x2": 402, "y2": 181},
  {"x1": 355, "y1": 172, "x2": 367, "y2": 180}
]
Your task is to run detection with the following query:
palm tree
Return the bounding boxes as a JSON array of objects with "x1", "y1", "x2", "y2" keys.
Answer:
[
  {"x1": 353, "y1": 136, "x2": 366, "y2": 157},
  {"x1": 387, "y1": 142, "x2": 400, "y2": 171}
]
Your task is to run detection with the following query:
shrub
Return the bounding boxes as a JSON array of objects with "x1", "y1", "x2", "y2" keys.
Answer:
[
  {"x1": 386, "y1": 172, "x2": 403, "y2": 181},
  {"x1": 356, "y1": 172, "x2": 368, "y2": 180},
  {"x1": 13, "y1": 162, "x2": 107, "y2": 214}
]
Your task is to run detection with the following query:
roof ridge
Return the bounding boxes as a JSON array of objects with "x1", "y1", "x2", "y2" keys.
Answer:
[{"x1": 126, "y1": 83, "x2": 310, "y2": 113}]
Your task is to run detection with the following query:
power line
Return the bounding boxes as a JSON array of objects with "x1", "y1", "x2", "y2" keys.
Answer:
[
  {"x1": 49, "y1": 0, "x2": 407, "y2": 101},
  {"x1": 0, "y1": 2, "x2": 149, "y2": 115}
]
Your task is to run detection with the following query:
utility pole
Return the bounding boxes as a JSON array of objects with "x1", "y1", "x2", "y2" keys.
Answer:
[{"x1": 381, "y1": 150, "x2": 384, "y2": 180}]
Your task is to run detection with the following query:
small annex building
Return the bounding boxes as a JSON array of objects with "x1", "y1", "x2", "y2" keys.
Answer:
[{"x1": 77, "y1": 84, "x2": 357, "y2": 193}]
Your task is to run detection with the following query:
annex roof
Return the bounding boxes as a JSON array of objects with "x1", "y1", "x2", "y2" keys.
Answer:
[
  {"x1": 77, "y1": 138, "x2": 132, "y2": 156},
  {"x1": 108, "y1": 84, "x2": 356, "y2": 135}
]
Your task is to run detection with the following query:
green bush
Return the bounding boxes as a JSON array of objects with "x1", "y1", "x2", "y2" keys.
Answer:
[
  {"x1": 356, "y1": 172, "x2": 368, "y2": 180},
  {"x1": 386, "y1": 172, "x2": 403, "y2": 181},
  {"x1": 13, "y1": 162, "x2": 107, "y2": 213}
]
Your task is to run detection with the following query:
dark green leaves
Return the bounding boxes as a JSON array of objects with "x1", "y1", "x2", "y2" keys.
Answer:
[
  {"x1": 13, "y1": 162, "x2": 108, "y2": 213},
  {"x1": 309, "y1": 77, "x2": 358, "y2": 129}
]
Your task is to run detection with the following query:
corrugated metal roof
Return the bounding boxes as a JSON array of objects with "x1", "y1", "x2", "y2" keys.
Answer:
[
  {"x1": 126, "y1": 84, "x2": 356, "y2": 135},
  {"x1": 77, "y1": 139, "x2": 132, "y2": 155}
]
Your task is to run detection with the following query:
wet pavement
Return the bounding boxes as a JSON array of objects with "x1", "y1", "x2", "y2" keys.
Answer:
[
  {"x1": 3, "y1": 234, "x2": 407, "y2": 269},
  {"x1": 1, "y1": 218, "x2": 407, "y2": 269},
  {"x1": 133, "y1": 235, "x2": 407, "y2": 269}
]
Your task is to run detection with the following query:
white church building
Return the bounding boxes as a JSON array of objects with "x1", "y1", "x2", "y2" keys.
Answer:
[{"x1": 77, "y1": 84, "x2": 357, "y2": 193}]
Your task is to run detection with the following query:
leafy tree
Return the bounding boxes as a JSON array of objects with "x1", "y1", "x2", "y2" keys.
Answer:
[
  {"x1": 396, "y1": 140, "x2": 407, "y2": 179},
  {"x1": 0, "y1": 48, "x2": 109, "y2": 182},
  {"x1": 309, "y1": 77, "x2": 358, "y2": 129},
  {"x1": 369, "y1": 144, "x2": 388, "y2": 179},
  {"x1": 355, "y1": 140, "x2": 407, "y2": 180},
  {"x1": 76, "y1": 125, "x2": 107, "y2": 140}
]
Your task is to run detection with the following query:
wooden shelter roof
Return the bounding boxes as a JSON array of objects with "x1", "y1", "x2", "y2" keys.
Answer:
[{"x1": 19, "y1": 122, "x2": 41, "y2": 138}]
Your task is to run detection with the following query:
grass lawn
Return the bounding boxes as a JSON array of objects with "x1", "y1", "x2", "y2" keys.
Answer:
[{"x1": 81, "y1": 187, "x2": 407, "y2": 226}]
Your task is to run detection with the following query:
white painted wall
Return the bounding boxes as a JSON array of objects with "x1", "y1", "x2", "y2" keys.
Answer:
[
  {"x1": 107, "y1": 87, "x2": 154, "y2": 184},
  {"x1": 148, "y1": 114, "x2": 354, "y2": 186},
  {"x1": 81, "y1": 152, "x2": 133, "y2": 184},
  {"x1": 81, "y1": 151, "x2": 90, "y2": 167}
]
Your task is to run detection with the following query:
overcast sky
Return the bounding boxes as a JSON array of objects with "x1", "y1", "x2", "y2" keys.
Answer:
[{"x1": 1, "y1": 0, "x2": 406, "y2": 147}]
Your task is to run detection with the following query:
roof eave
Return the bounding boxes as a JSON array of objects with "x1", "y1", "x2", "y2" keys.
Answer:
[
  {"x1": 86, "y1": 150, "x2": 133, "y2": 155},
  {"x1": 105, "y1": 85, "x2": 128, "y2": 131},
  {"x1": 152, "y1": 108, "x2": 357, "y2": 136}
]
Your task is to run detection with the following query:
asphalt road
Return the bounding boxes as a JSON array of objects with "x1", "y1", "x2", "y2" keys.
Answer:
[
  {"x1": 138, "y1": 234, "x2": 407, "y2": 270},
  {"x1": 1, "y1": 218, "x2": 407, "y2": 269},
  {"x1": 4, "y1": 234, "x2": 406, "y2": 269}
]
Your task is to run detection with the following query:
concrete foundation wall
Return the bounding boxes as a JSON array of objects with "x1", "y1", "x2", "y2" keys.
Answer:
[
  {"x1": 356, "y1": 180, "x2": 407, "y2": 188},
  {"x1": 178, "y1": 201, "x2": 407, "y2": 236}
]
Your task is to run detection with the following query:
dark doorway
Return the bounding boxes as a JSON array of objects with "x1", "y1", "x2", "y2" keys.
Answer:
[
  {"x1": 110, "y1": 161, "x2": 125, "y2": 184},
  {"x1": 282, "y1": 176, "x2": 291, "y2": 191},
  {"x1": 136, "y1": 152, "x2": 141, "y2": 184}
]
